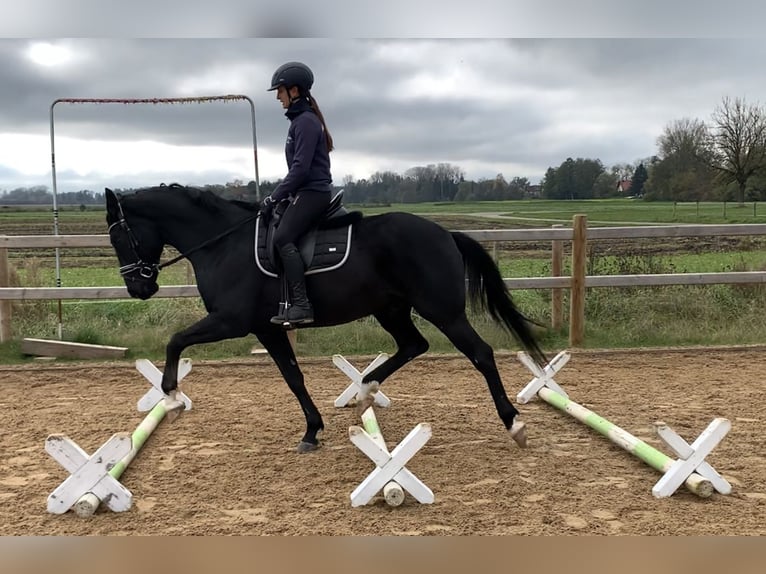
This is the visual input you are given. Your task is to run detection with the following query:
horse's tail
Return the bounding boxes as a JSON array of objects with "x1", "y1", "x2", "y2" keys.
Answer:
[{"x1": 451, "y1": 231, "x2": 548, "y2": 367}]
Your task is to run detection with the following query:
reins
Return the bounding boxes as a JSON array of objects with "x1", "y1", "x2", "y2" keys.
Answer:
[{"x1": 155, "y1": 213, "x2": 259, "y2": 271}]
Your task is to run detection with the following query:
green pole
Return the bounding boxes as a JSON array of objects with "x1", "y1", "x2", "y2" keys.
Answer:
[
  {"x1": 72, "y1": 400, "x2": 180, "y2": 517},
  {"x1": 538, "y1": 387, "x2": 713, "y2": 497},
  {"x1": 109, "y1": 401, "x2": 170, "y2": 479}
]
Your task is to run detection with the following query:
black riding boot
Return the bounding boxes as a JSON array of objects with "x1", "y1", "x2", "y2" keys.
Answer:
[
  {"x1": 284, "y1": 276, "x2": 314, "y2": 325},
  {"x1": 271, "y1": 243, "x2": 314, "y2": 327}
]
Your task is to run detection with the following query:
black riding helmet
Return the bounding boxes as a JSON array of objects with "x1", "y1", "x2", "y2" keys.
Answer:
[{"x1": 267, "y1": 61, "x2": 314, "y2": 93}]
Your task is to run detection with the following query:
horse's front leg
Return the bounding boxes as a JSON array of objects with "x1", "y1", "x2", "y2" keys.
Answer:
[
  {"x1": 161, "y1": 313, "x2": 248, "y2": 394},
  {"x1": 255, "y1": 328, "x2": 324, "y2": 453}
]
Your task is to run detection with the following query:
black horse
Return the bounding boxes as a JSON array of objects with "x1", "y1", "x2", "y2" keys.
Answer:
[{"x1": 105, "y1": 183, "x2": 548, "y2": 452}]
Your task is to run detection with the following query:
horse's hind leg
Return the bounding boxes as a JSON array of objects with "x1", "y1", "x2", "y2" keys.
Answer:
[
  {"x1": 357, "y1": 305, "x2": 429, "y2": 411},
  {"x1": 255, "y1": 329, "x2": 324, "y2": 453},
  {"x1": 434, "y1": 312, "x2": 528, "y2": 448}
]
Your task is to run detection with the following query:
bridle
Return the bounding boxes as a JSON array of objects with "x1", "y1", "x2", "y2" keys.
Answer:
[
  {"x1": 107, "y1": 198, "x2": 159, "y2": 280},
  {"x1": 107, "y1": 193, "x2": 259, "y2": 281}
]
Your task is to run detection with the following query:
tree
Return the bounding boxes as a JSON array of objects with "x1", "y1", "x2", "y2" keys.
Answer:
[
  {"x1": 592, "y1": 171, "x2": 619, "y2": 198},
  {"x1": 630, "y1": 163, "x2": 648, "y2": 197},
  {"x1": 542, "y1": 158, "x2": 605, "y2": 199},
  {"x1": 453, "y1": 180, "x2": 476, "y2": 202},
  {"x1": 434, "y1": 162, "x2": 464, "y2": 201},
  {"x1": 542, "y1": 167, "x2": 558, "y2": 199},
  {"x1": 708, "y1": 96, "x2": 766, "y2": 206},
  {"x1": 643, "y1": 117, "x2": 716, "y2": 201},
  {"x1": 404, "y1": 165, "x2": 436, "y2": 202},
  {"x1": 507, "y1": 176, "x2": 530, "y2": 199},
  {"x1": 487, "y1": 173, "x2": 508, "y2": 200},
  {"x1": 610, "y1": 162, "x2": 636, "y2": 181}
]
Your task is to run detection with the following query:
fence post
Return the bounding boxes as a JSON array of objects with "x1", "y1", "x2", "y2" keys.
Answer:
[
  {"x1": 569, "y1": 215, "x2": 587, "y2": 347},
  {"x1": 551, "y1": 224, "x2": 564, "y2": 330},
  {"x1": 0, "y1": 247, "x2": 11, "y2": 343}
]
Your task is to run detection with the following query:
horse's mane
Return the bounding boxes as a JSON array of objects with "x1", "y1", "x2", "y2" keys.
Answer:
[
  {"x1": 128, "y1": 183, "x2": 361, "y2": 223},
  {"x1": 132, "y1": 183, "x2": 259, "y2": 213}
]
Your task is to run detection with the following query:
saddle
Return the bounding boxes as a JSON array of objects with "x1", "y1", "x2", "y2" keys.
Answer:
[{"x1": 253, "y1": 190, "x2": 362, "y2": 278}]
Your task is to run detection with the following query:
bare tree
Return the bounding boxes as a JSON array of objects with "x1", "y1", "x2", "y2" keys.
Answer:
[
  {"x1": 708, "y1": 96, "x2": 766, "y2": 206},
  {"x1": 610, "y1": 162, "x2": 636, "y2": 181}
]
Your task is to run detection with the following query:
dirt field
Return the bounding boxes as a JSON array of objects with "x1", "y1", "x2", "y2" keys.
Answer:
[{"x1": 1, "y1": 347, "x2": 763, "y2": 536}]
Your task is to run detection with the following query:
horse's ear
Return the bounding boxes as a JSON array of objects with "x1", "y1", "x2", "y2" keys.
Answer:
[{"x1": 105, "y1": 188, "x2": 119, "y2": 218}]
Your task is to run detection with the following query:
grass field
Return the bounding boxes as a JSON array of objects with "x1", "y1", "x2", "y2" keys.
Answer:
[
  {"x1": 354, "y1": 198, "x2": 766, "y2": 225},
  {"x1": 4, "y1": 197, "x2": 766, "y2": 227},
  {"x1": 2, "y1": 197, "x2": 766, "y2": 364}
]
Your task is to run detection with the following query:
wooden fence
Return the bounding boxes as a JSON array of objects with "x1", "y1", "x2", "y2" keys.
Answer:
[{"x1": 3, "y1": 214, "x2": 766, "y2": 346}]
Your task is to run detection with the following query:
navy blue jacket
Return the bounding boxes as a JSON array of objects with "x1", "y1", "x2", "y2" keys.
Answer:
[{"x1": 272, "y1": 98, "x2": 333, "y2": 202}]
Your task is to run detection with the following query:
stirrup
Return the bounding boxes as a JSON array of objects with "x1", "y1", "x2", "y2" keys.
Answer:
[
  {"x1": 284, "y1": 316, "x2": 314, "y2": 327},
  {"x1": 270, "y1": 302, "x2": 287, "y2": 325},
  {"x1": 270, "y1": 315, "x2": 287, "y2": 326}
]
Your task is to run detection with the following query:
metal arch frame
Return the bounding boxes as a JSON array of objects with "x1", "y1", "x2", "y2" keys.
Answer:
[{"x1": 49, "y1": 94, "x2": 261, "y2": 339}]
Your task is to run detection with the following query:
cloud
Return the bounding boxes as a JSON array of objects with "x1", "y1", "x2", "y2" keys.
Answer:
[
  {"x1": 5, "y1": 1, "x2": 766, "y2": 36},
  {"x1": 1, "y1": 38, "x2": 766, "y2": 192}
]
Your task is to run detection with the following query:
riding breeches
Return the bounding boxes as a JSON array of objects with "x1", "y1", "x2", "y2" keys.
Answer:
[{"x1": 272, "y1": 190, "x2": 332, "y2": 250}]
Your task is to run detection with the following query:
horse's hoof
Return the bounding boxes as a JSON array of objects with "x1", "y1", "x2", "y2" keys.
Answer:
[
  {"x1": 355, "y1": 381, "x2": 379, "y2": 416},
  {"x1": 509, "y1": 420, "x2": 528, "y2": 448},
  {"x1": 296, "y1": 441, "x2": 319, "y2": 454},
  {"x1": 163, "y1": 403, "x2": 184, "y2": 424},
  {"x1": 164, "y1": 397, "x2": 185, "y2": 411},
  {"x1": 355, "y1": 396, "x2": 374, "y2": 417}
]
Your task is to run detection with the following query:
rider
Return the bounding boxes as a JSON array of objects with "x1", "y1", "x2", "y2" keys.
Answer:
[{"x1": 260, "y1": 61, "x2": 334, "y2": 327}]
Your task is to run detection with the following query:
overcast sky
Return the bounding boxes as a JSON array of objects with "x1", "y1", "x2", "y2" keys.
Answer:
[{"x1": 2, "y1": 37, "x2": 766, "y2": 195}]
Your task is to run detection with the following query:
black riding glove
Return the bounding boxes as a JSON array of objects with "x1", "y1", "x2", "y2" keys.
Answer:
[{"x1": 260, "y1": 195, "x2": 276, "y2": 221}]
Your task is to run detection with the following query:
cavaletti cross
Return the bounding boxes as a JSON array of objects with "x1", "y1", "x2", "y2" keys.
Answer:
[
  {"x1": 516, "y1": 349, "x2": 570, "y2": 404},
  {"x1": 46, "y1": 433, "x2": 133, "y2": 514},
  {"x1": 652, "y1": 419, "x2": 732, "y2": 497},
  {"x1": 333, "y1": 353, "x2": 391, "y2": 408},
  {"x1": 349, "y1": 407, "x2": 433, "y2": 507},
  {"x1": 136, "y1": 357, "x2": 193, "y2": 413}
]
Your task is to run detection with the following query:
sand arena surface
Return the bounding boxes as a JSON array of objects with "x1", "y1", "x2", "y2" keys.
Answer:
[{"x1": 0, "y1": 348, "x2": 763, "y2": 535}]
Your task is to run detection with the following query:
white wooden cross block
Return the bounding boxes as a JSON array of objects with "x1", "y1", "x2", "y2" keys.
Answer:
[
  {"x1": 652, "y1": 418, "x2": 732, "y2": 498},
  {"x1": 349, "y1": 422, "x2": 434, "y2": 507},
  {"x1": 516, "y1": 350, "x2": 571, "y2": 404},
  {"x1": 136, "y1": 358, "x2": 193, "y2": 412},
  {"x1": 46, "y1": 433, "x2": 133, "y2": 514},
  {"x1": 333, "y1": 353, "x2": 391, "y2": 408}
]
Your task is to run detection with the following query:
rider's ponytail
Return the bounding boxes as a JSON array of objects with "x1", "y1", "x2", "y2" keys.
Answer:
[{"x1": 307, "y1": 94, "x2": 334, "y2": 152}]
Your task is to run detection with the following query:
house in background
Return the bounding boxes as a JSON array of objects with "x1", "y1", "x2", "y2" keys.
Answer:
[{"x1": 616, "y1": 179, "x2": 632, "y2": 195}]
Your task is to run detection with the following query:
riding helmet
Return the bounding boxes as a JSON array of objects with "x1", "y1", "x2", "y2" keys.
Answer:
[{"x1": 267, "y1": 61, "x2": 314, "y2": 92}]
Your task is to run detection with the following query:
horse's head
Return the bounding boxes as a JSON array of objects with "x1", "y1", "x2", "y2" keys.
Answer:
[{"x1": 105, "y1": 188, "x2": 163, "y2": 300}]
